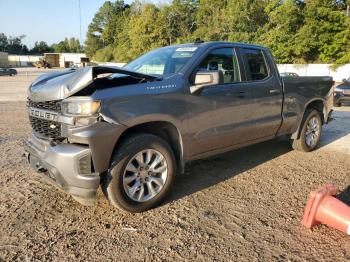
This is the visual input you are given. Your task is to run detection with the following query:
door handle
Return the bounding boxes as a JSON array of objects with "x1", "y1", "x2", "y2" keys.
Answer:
[
  {"x1": 269, "y1": 89, "x2": 280, "y2": 95},
  {"x1": 235, "y1": 91, "x2": 247, "y2": 98}
]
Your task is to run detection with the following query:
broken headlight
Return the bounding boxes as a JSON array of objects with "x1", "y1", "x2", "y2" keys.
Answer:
[{"x1": 61, "y1": 97, "x2": 100, "y2": 116}]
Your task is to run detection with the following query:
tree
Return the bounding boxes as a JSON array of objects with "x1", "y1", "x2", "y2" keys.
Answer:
[
  {"x1": 51, "y1": 37, "x2": 81, "y2": 53},
  {"x1": 5, "y1": 34, "x2": 29, "y2": 54},
  {"x1": 192, "y1": 0, "x2": 228, "y2": 41},
  {"x1": 259, "y1": 0, "x2": 304, "y2": 63},
  {"x1": 158, "y1": 0, "x2": 198, "y2": 45},
  {"x1": 0, "y1": 33, "x2": 8, "y2": 52},
  {"x1": 95, "y1": 45, "x2": 114, "y2": 61},
  {"x1": 83, "y1": 0, "x2": 350, "y2": 65},
  {"x1": 85, "y1": 1, "x2": 129, "y2": 58},
  {"x1": 295, "y1": 0, "x2": 350, "y2": 63},
  {"x1": 51, "y1": 41, "x2": 70, "y2": 53},
  {"x1": 30, "y1": 41, "x2": 53, "y2": 54},
  {"x1": 125, "y1": 4, "x2": 164, "y2": 59},
  {"x1": 225, "y1": 0, "x2": 270, "y2": 43},
  {"x1": 69, "y1": 37, "x2": 81, "y2": 52}
]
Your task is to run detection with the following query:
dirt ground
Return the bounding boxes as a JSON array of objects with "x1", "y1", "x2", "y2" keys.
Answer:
[{"x1": 0, "y1": 73, "x2": 350, "y2": 261}]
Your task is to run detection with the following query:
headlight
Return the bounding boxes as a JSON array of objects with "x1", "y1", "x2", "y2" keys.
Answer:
[{"x1": 61, "y1": 97, "x2": 101, "y2": 116}]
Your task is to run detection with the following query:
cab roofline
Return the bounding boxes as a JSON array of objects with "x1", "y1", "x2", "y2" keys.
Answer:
[{"x1": 159, "y1": 41, "x2": 267, "y2": 50}]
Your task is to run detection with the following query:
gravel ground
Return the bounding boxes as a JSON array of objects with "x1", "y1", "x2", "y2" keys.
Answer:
[{"x1": 0, "y1": 74, "x2": 350, "y2": 261}]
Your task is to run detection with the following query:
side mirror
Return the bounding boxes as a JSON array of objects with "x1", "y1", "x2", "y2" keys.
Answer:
[{"x1": 190, "y1": 71, "x2": 223, "y2": 93}]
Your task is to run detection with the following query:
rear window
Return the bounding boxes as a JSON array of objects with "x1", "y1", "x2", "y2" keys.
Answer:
[{"x1": 242, "y1": 49, "x2": 269, "y2": 81}]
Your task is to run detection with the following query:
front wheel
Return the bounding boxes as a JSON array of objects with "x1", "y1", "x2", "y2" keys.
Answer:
[
  {"x1": 292, "y1": 110, "x2": 322, "y2": 152},
  {"x1": 102, "y1": 133, "x2": 176, "y2": 213}
]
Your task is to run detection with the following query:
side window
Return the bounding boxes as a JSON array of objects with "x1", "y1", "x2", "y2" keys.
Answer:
[
  {"x1": 195, "y1": 48, "x2": 240, "y2": 84},
  {"x1": 242, "y1": 49, "x2": 269, "y2": 81}
]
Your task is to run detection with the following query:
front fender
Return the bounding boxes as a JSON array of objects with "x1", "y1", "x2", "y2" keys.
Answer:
[{"x1": 67, "y1": 121, "x2": 127, "y2": 173}]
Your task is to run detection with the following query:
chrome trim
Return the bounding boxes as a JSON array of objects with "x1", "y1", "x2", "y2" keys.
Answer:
[
  {"x1": 58, "y1": 114, "x2": 75, "y2": 125},
  {"x1": 28, "y1": 107, "x2": 58, "y2": 121},
  {"x1": 27, "y1": 106, "x2": 75, "y2": 125}
]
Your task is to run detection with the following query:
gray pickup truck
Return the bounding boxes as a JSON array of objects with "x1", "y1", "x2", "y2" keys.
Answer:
[{"x1": 25, "y1": 41, "x2": 334, "y2": 212}]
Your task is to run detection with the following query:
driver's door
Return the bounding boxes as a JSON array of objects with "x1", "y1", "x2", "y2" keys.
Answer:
[{"x1": 187, "y1": 47, "x2": 255, "y2": 157}]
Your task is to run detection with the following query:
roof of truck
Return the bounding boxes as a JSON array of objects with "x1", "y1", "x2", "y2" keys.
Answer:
[{"x1": 164, "y1": 41, "x2": 267, "y2": 50}]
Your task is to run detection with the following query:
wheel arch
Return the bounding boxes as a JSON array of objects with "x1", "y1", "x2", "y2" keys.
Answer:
[
  {"x1": 111, "y1": 121, "x2": 185, "y2": 174},
  {"x1": 291, "y1": 98, "x2": 325, "y2": 140}
]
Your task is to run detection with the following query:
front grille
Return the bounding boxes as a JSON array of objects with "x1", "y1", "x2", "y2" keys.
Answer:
[
  {"x1": 27, "y1": 99, "x2": 62, "y2": 111},
  {"x1": 27, "y1": 99, "x2": 64, "y2": 141},
  {"x1": 29, "y1": 116, "x2": 63, "y2": 141}
]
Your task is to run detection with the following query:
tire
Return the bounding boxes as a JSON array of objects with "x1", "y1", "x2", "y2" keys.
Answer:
[
  {"x1": 102, "y1": 133, "x2": 176, "y2": 213},
  {"x1": 292, "y1": 109, "x2": 322, "y2": 152}
]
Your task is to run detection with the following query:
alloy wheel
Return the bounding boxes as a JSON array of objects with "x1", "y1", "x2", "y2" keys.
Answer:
[
  {"x1": 305, "y1": 116, "x2": 321, "y2": 147},
  {"x1": 122, "y1": 149, "x2": 168, "y2": 202}
]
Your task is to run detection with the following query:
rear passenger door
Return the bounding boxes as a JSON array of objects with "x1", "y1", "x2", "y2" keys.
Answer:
[{"x1": 238, "y1": 48, "x2": 283, "y2": 138}]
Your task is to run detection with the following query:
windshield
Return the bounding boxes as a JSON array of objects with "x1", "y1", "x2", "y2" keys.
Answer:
[{"x1": 123, "y1": 46, "x2": 198, "y2": 78}]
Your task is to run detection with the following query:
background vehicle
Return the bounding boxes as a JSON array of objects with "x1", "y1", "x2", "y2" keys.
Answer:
[
  {"x1": 0, "y1": 68, "x2": 17, "y2": 76},
  {"x1": 25, "y1": 41, "x2": 334, "y2": 212},
  {"x1": 334, "y1": 78, "x2": 350, "y2": 107},
  {"x1": 280, "y1": 72, "x2": 299, "y2": 77},
  {"x1": 33, "y1": 59, "x2": 51, "y2": 69}
]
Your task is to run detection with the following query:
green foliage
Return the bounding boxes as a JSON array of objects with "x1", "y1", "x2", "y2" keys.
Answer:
[
  {"x1": 295, "y1": 0, "x2": 350, "y2": 63},
  {"x1": 0, "y1": 33, "x2": 83, "y2": 55},
  {"x1": 192, "y1": 0, "x2": 228, "y2": 41},
  {"x1": 0, "y1": 33, "x2": 8, "y2": 52},
  {"x1": 30, "y1": 41, "x2": 53, "y2": 54},
  {"x1": 84, "y1": 0, "x2": 350, "y2": 65},
  {"x1": 259, "y1": 0, "x2": 304, "y2": 63},
  {"x1": 51, "y1": 37, "x2": 82, "y2": 53},
  {"x1": 94, "y1": 45, "x2": 114, "y2": 61},
  {"x1": 0, "y1": 33, "x2": 29, "y2": 54},
  {"x1": 85, "y1": 0, "x2": 130, "y2": 58}
]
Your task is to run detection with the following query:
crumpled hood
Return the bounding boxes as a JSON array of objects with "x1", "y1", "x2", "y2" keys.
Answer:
[{"x1": 28, "y1": 66, "x2": 157, "y2": 102}]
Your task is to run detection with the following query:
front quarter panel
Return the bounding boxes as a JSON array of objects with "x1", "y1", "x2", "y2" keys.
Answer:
[{"x1": 92, "y1": 75, "x2": 190, "y2": 155}]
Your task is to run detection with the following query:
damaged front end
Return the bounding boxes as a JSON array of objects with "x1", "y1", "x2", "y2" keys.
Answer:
[
  {"x1": 28, "y1": 66, "x2": 157, "y2": 102},
  {"x1": 25, "y1": 66, "x2": 153, "y2": 205}
]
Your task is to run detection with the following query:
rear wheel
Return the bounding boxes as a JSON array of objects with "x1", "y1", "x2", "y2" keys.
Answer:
[
  {"x1": 102, "y1": 133, "x2": 176, "y2": 213},
  {"x1": 292, "y1": 110, "x2": 322, "y2": 152}
]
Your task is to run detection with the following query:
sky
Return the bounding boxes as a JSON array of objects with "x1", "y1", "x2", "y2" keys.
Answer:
[{"x1": 0, "y1": 0, "x2": 148, "y2": 48}]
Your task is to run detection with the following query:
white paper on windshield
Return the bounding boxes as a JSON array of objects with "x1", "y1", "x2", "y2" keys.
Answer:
[{"x1": 175, "y1": 47, "x2": 198, "y2": 52}]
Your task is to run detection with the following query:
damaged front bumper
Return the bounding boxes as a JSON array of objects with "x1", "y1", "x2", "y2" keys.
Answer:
[{"x1": 24, "y1": 133, "x2": 100, "y2": 206}]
